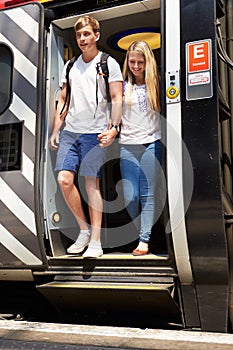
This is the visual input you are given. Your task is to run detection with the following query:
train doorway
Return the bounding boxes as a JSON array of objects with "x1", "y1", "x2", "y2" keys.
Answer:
[
  {"x1": 44, "y1": 0, "x2": 170, "y2": 257},
  {"x1": 39, "y1": 0, "x2": 185, "y2": 327}
]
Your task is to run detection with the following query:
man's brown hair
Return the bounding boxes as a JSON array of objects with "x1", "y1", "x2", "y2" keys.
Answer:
[{"x1": 74, "y1": 15, "x2": 100, "y2": 33}]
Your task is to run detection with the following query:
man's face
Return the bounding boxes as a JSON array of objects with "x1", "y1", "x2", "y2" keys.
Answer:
[{"x1": 75, "y1": 25, "x2": 100, "y2": 53}]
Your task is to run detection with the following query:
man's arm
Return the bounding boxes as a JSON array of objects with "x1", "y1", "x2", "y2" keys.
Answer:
[
  {"x1": 49, "y1": 83, "x2": 68, "y2": 150},
  {"x1": 98, "y1": 80, "x2": 122, "y2": 147}
]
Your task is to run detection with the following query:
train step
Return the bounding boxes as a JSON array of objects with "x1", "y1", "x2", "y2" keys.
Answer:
[
  {"x1": 47, "y1": 252, "x2": 173, "y2": 268},
  {"x1": 35, "y1": 252, "x2": 180, "y2": 323},
  {"x1": 36, "y1": 278, "x2": 181, "y2": 323},
  {"x1": 37, "y1": 253, "x2": 177, "y2": 280},
  {"x1": 33, "y1": 251, "x2": 176, "y2": 277}
]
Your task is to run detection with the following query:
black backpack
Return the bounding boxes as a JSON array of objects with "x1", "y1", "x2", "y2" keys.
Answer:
[{"x1": 60, "y1": 52, "x2": 110, "y2": 115}]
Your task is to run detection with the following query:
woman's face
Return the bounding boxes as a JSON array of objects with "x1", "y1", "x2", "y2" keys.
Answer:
[{"x1": 128, "y1": 51, "x2": 146, "y2": 80}]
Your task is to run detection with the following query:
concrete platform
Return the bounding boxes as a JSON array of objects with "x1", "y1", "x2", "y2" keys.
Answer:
[{"x1": 0, "y1": 320, "x2": 233, "y2": 350}]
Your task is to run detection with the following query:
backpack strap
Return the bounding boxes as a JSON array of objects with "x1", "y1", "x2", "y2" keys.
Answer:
[
  {"x1": 60, "y1": 56, "x2": 78, "y2": 115},
  {"x1": 96, "y1": 52, "x2": 111, "y2": 104},
  {"x1": 100, "y1": 52, "x2": 110, "y2": 103}
]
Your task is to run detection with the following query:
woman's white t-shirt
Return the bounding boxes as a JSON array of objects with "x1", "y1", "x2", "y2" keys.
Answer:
[
  {"x1": 61, "y1": 52, "x2": 122, "y2": 134},
  {"x1": 119, "y1": 82, "x2": 161, "y2": 145}
]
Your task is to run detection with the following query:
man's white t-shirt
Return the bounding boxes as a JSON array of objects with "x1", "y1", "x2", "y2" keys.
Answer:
[{"x1": 61, "y1": 52, "x2": 122, "y2": 134}]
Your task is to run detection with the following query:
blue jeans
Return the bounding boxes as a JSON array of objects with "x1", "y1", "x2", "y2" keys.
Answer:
[{"x1": 120, "y1": 140, "x2": 162, "y2": 243}]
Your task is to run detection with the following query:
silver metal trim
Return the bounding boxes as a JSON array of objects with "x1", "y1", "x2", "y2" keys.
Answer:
[{"x1": 165, "y1": 0, "x2": 193, "y2": 284}]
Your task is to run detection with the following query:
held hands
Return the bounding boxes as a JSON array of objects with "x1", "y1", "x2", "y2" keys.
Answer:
[
  {"x1": 49, "y1": 128, "x2": 117, "y2": 150},
  {"x1": 98, "y1": 128, "x2": 118, "y2": 148}
]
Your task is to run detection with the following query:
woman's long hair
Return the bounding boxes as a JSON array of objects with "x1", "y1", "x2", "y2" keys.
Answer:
[{"x1": 122, "y1": 41, "x2": 160, "y2": 112}]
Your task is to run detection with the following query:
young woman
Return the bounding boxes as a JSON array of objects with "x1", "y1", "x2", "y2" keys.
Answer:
[{"x1": 119, "y1": 41, "x2": 162, "y2": 255}]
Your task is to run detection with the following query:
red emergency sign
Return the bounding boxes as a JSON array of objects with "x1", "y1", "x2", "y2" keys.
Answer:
[{"x1": 187, "y1": 40, "x2": 210, "y2": 73}]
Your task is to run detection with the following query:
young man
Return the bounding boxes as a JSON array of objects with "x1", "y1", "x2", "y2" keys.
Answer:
[{"x1": 49, "y1": 15, "x2": 122, "y2": 258}]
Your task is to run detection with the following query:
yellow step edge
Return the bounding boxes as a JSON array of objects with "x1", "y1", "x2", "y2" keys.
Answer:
[
  {"x1": 55, "y1": 254, "x2": 168, "y2": 260},
  {"x1": 40, "y1": 282, "x2": 174, "y2": 291}
]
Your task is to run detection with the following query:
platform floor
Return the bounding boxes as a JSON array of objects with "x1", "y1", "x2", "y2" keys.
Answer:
[{"x1": 0, "y1": 320, "x2": 233, "y2": 350}]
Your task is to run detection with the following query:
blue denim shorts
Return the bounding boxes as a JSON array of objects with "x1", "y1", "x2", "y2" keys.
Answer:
[{"x1": 55, "y1": 131, "x2": 106, "y2": 178}]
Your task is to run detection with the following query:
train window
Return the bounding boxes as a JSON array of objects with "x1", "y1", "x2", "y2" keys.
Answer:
[
  {"x1": 0, "y1": 43, "x2": 13, "y2": 115},
  {"x1": 0, "y1": 122, "x2": 22, "y2": 172}
]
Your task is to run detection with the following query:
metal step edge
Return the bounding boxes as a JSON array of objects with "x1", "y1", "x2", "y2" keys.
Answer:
[
  {"x1": 49, "y1": 253, "x2": 169, "y2": 261},
  {"x1": 34, "y1": 266, "x2": 177, "y2": 277},
  {"x1": 34, "y1": 268, "x2": 177, "y2": 274},
  {"x1": 47, "y1": 254, "x2": 172, "y2": 268},
  {"x1": 53, "y1": 275, "x2": 175, "y2": 284}
]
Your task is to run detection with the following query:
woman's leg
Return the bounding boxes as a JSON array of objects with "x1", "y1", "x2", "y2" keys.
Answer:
[
  {"x1": 120, "y1": 146, "x2": 141, "y2": 230},
  {"x1": 139, "y1": 140, "x2": 162, "y2": 244}
]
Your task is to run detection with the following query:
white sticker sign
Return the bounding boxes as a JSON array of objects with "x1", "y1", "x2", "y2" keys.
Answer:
[{"x1": 188, "y1": 72, "x2": 210, "y2": 86}]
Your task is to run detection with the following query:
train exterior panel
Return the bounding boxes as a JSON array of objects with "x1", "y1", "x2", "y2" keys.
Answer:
[{"x1": 0, "y1": 0, "x2": 232, "y2": 332}]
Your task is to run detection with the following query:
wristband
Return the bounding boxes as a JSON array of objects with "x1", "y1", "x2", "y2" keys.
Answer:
[{"x1": 111, "y1": 124, "x2": 119, "y2": 133}]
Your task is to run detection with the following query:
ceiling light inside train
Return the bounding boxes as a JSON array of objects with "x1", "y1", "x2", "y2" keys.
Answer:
[{"x1": 108, "y1": 28, "x2": 160, "y2": 51}]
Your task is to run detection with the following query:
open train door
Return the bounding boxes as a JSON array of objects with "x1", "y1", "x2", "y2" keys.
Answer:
[{"x1": 0, "y1": 2, "x2": 48, "y2": 273}]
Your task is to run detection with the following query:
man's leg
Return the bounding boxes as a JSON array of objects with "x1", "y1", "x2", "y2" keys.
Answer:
[
  {"x1": 82, "y1": 176, "x2": 103, "y2": 258},
  {"x1": 58, "y1": 170, "x2": 89, "y2": 230},
  {"x1": 85, "y1": 176, "x2": 103, "y2": 240}
]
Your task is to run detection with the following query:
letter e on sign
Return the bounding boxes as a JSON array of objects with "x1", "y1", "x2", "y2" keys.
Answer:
[{"x1": 187, "y1": 40, "x2": 210, "y2": 73}]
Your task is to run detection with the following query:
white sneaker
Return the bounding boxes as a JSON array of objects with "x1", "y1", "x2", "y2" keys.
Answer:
[
  {"x1": 67, "y1": 230, "x2": 90, "y2": 254},
  {"x1": 82, "y1": 240, "x2": 103, "y2": 259}
]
